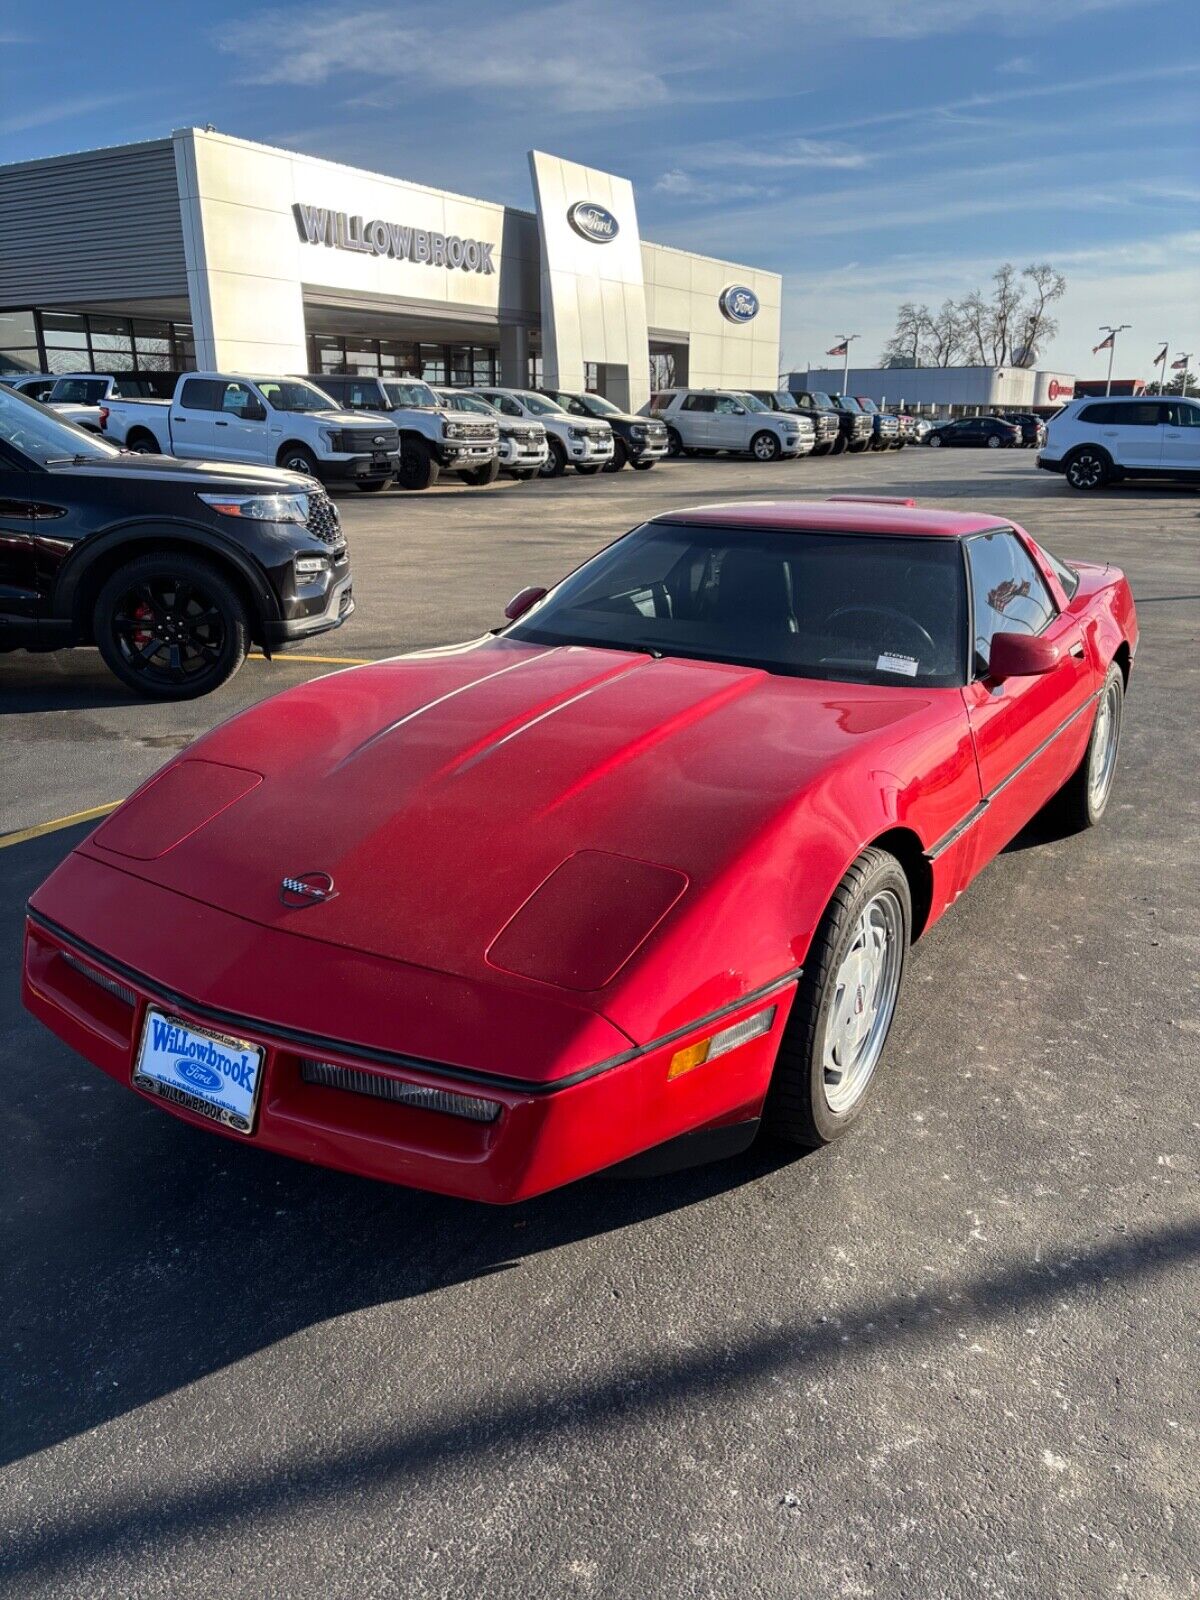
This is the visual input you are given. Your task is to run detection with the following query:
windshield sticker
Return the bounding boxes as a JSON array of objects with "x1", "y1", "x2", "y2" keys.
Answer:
[{"x1": 877, "y1": 653, "x2": 918, "y2": 677}]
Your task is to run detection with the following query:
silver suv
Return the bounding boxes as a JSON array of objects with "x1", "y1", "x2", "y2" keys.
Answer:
[{"x1": 646, "y1": 388, "x2": 814, "y2": 461}]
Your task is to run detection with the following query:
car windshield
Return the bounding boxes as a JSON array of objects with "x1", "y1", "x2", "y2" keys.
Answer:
[
  {"x1": 49, "y1": 377, "x2": 106, "y2": 404},
  {"x1": 807, "y1": 392, "x2": 834, "y2": 410},
  {"x1": 383, "y1": 380, "x2": 438, "y2": 409},
  {"x1": 507, "y1": 521, "x2": 966, "y2": 688},
  {"x1": 440, "y1": 392, "x2": 496, "y2": 416},
  {"x1": 255, "y1": 379, "x2": 334, "y2": 413},
  {"x1": 515, "y1": 392, "x2": 565, "y2": 417},
  {"x1": 0, "y1": 385, "x2": 121, "y2": 466},
  {"x1": 857, "y1": 399, "x2": 880, "y2": 414},
  {"x1": 576, "y1": 393, "x2": 622, "y2": 416},
  {"x1": 735, "y1": 393, "x2": 771, "y2": 413},
  {"x1": 770, "y1": 393, "x2": 801, "y2": 412},
  {"x1": 832, "y1": 395, "x2": 863, "y2": 413}
]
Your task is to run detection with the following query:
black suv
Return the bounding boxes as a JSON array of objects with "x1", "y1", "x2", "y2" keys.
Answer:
[
  {"x1": 745, "y1": 391, "x2": 840, "y2": 455},
  {"x1": 789, "y1": 389, "x2": 870, "y2": 455},
  {"x1": 854, "y1": 398, "x2": 903, "y2": 451},
  {"x1": 538, "y1": 388, "x2": 668, "y2": 471},
  {"x1": 0, "y1": 386, "x2": 353, "y2": 699}
]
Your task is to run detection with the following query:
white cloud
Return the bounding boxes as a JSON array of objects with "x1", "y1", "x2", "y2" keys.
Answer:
[
  {"x1": 654, "y1": 169, "x2": 779, "y2": 204},
  {"x1": 0, "y1": 93, "x2": 145, "y2": 136}
]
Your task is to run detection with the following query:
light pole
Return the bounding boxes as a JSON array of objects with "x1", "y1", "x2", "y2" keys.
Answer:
[
  {"x1": 835, "y1": 334, "x2": 859, "y2": 395},
  {"x1": 1098, "y1": 324, "x2": 1130, "y2": 396},
  {"x1": 1177, "y1": 352, "x2": 1194, "y2": 399}
]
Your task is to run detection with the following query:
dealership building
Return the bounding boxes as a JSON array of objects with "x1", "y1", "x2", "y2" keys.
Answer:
[
  {"x1": 790, "y1": 364, "x2": 1077, "y2": 415},
  {"x1": 0, "y1": 128, "x2": 782, "y2": 413}
]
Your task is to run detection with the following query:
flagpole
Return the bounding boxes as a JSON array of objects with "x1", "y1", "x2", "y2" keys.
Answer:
[
  {"x1": 1098, "y1": 324, "x2": 1130, "y2": 396},
  {"x1": 1178, "y1": 353, "x2": 1194, "y2": 399},
  {"x1": 1154, "y1": 342, "x2": 1169, "y2": 396},
  {"x1": 834, "y1": 334, "x2": 859, "y2": 394}
]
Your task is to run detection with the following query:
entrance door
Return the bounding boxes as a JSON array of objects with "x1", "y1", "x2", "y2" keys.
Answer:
[{"x1": 962, "y1": 528, "x2": 1097, "y2": 864}]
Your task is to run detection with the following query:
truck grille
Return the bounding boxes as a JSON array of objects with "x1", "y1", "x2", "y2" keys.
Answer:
[
  {"x1": 305, "y1": 491, "x2": 343, "y2": 547},
  {"x1": 342, "y1": 426, "x2": 400, "y2": 452},
  {"x1": 459, "y1": 423, "x2": 495, "y2": 443}
]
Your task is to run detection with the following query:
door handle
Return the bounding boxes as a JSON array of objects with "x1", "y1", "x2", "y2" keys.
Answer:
[{"x1": 215, "y1": 421, "x2": 228, "y2": 427}]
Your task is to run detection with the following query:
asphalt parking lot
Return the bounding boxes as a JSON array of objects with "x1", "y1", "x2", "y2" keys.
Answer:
[{"x1": 2, "y1": 449, "x2": 1197, "y2": 1599}]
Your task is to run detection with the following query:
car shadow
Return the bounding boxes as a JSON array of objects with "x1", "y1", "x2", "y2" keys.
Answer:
[{"x1": 0, "y1": 823, "x2": 802, "y2": 1470}]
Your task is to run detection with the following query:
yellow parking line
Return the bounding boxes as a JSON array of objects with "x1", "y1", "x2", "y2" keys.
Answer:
[
  {"x1": 248, "y1": 652, "x2": 375, "y2": 665},
  {"x1": 0, "y1": 802, "x2": 121, "y2": 851}
]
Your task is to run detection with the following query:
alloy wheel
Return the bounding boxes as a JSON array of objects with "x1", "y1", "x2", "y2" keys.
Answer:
[
  {"x1": 822, "y1": 890, "x2": 904, "y2": 1114},
  {"x1": 109, "y1": 575, "x2": 227, "y2": 688}
]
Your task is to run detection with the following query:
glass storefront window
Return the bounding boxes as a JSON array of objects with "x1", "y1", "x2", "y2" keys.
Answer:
[
  {"x1": 89, "y1": 315, "x2": 134, "y2": 353},
  {"x1": 0, "y1": 350, "x2": 40, "y2": 375},
  {"x1": 0, "y1": 311, "x2": 37, "y2": 348}
]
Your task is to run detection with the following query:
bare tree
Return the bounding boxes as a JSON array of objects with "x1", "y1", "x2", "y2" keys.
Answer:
[
  {"x1": 881, "y1": 301, "x2": 929, "y2": 367},
  {"x1": 880, "y1": 261, "x2": 1069, "y2": 368},
  {"x1": 1018, "y1": 262, "x2": 1066, "y2": 362}
]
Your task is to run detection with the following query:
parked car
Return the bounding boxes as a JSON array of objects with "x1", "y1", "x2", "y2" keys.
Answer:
[
  {"x1": 827, "y1": 394, "x2": 876, "y2": 454},
  {"x1": 538, "y1": 388, "x2": 668, "y2": 472},
  {"x1": 43, "y1": 372, "x2": 179, "y2": 433},
  {"x1": 790, "y1": 388, "x2": 857, "y2": 454},
  {"x1": 306, "y1": 373, "x2": 498, "y2": 490},
  {"x1": 473, "y1": 387, "x2": 614, "y2": 477},
  {"x1": 0, "y1": 384, "x2": 352, "y2": 698},
  {"x1": 22, "y1": 496, "x2": 1136, "y2": 1201},
  {"x1": 0, "y1": 373, "x2": 56, "y2": 402},
  {"x1": 1002, "y1": 413, "x2": 1048, "y2": 449},
  {"x1": 647, "y1": 388, "x2": 812, "y2": 461},
  {"x1": 745, "y1": 390, "x2": 841, "y2": 456},
  {"x1": 100, "y1": 373, "x2": 399, "y2": 492},
  {"x1": 854, "y1": 398, "x2": 903, "y2": 451},
  {"x1": 437, "y1": 389, "x2": 548, "y2": 480},
  {"x1": 925, "y1": 416, "x2": 1021, "y2": 450},
  {"x1": 1038, "y1": 396, "x2": 1200, "y2": 490}
]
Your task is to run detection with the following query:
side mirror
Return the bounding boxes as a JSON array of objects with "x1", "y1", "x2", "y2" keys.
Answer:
[
  {"x1": 732, "y1": 405, "x2": 746, "y2": 415},
  {"x1": 504, "y1": 585, "x2": 547, "y2": 622},
  {"x1": 988, "y1": 632, "x2": 1060, "y2": 681}
]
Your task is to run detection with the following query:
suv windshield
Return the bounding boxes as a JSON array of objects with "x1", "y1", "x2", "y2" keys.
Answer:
[
  {"x1": 857, "y1": 399, "x2": 880, "y2": 415},
  {"x1": 515, "y1": 392, "x2": 565, "y2": 417},
  {"x1": 806, "y1": 392, "x2": 835, "y2": 410},
  {"x1": 735, "y1": 393, "x2": 770, "y2": 413},
  {"x1": 383, "y1": 380, "x2": 438, "y2": 409},
  {"x1": 831, "y1": 395, "x2": 863, "y2": 413},
  {"x1": 507, "y1": 520, "x2": 966, "y2": 687},
  {"x1": 576, "y1": 393, "x2": 621, "y2": 417},
  {"x1": 770, "y1": 393, "x2": 801, "y2": 413},
  {"x1": 438, "y1": 391, "x2": 496, "y2": 416},
  {"x1": 0, "y1": 385, "x2": 120, "y2": 466},
  {"x1": 255, "y1": 379, "x2": 334, "y2": 413}
]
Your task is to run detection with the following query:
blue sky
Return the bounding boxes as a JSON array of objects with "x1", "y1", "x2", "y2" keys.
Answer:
[{"x1": 2, "y1": 0, "x2": 1197, "y2": 379}]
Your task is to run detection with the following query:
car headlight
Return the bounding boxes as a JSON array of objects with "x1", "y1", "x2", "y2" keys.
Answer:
[
  {"x1": 568, "y1": 426, "x2": 588, "y2": 440},
  {"x1": 319, "y1": 428, "x2": 346, "y2": 451},
  {"x1": 199, "y1": 492, "x2": 310, "y2": 525},
  {"x1": 443, "y1": 421, "x2": 466, "y2": 440},
  {"x1": 631, "y1": 424, "x2": 648, "y2": 438}
]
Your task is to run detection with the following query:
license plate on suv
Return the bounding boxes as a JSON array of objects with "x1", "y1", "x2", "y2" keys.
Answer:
[{"x1": 133, "y1": 1009, "x2": 265, "y2": 1134}]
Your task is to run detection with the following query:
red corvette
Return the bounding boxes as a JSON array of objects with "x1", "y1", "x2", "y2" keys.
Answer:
[{"x1": 24, "y1": 499, "x2": 1136, "y2": 1202}]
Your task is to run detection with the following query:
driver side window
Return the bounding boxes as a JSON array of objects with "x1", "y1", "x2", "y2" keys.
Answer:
[{"x1": 967, "y1": 531, "x2": 1057, "y2": 676}]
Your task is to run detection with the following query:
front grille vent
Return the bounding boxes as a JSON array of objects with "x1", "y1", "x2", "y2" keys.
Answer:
[
  {"x1": 343, "y1": 426, "x2": 400, "y2": 452},
  {"x1": 61, "y1": 950, "x2": 136, "y2": 1008},
  {"x1": 305, "y1": 491, "x2": 342, "y2": 546},
  {"x1": 300, "y1": 1059, "x2": 501, "y2": 1123}
]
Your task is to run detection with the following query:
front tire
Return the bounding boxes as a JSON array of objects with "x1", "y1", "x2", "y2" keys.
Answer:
[
  {"x1": 927, "y1": 433, "x2": 943, "y2": 448},
  {"x1": 94, "y1": 553, "x2": 249, "y2": 701},
  {"x1": 397, "y1": 440, "x2": 439, "y2": 490},
  {"x1": 631, "y1": 457, "x2": 656, "y2": 471},
  {"x1": 603, "y1": 439, "x2": 628, "y2": 473},
  {"x1": 540, "y1": 439, "x2": 568, "y2": 478},
  {"x1": 751, "y1": 430, "x2": 782, "y2": 462},
  {"x1": 356, "y1": 477, "x2": 389, "y2": 492},
  {"x1": 764, "y1": 848, "x2": 911, "y2": 1147},
  {"x1": 830, "y1": 433, "x2": 848, "y2": 455},
  {"x1": 1048, "y1": 665, "x2": 1125, "y2": 832},
  {"x1": 1064, "y1": 448, "x2": 1110, "y2": 491},
  {"x1": 278, "y1": 444, "x2": 319, "y2": 478},
  {"x1": 987, "y1": 433, "x2": 1002, "y2": 449},
  {"x1": 665, "y1": 427, "x2": 685, "y2": 459},
  {"x1": 463, "y1": 458, "x2": 501, "y2": 487},
  {"x1": 847, "y1": 438, "x2": 869, "y2": 454}
]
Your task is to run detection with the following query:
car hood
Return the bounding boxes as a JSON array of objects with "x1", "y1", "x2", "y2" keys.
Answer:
[
  {"x1": 48, "y1": 455, "x2": 316, "y2": 492},
  {"x1": 79, "y1": 639, "x2": 937, "y2": 991},
  {"x1": 309, "y1": 409, "x2": 396, "y2": 429}
]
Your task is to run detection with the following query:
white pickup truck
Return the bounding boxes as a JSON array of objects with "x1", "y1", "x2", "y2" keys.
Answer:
[
  {"x1": 100, "y1": 373, "x2": 400, "y2": 492},
  {"x1": 43, "y1": 372, "x2": 172, "y2": 432},
  {"x1": 308, "y1": 373, "x2": 499, "y2": 490}
]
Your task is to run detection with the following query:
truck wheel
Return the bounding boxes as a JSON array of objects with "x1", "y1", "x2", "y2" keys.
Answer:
[
  {"x1": 575, "y1": 463, "x2": 603, "y2": 475},
  {"x1": 279, "y1": 444, "x2": 319, "y2": 477},
  {"x1": 847, "y1": 438, "x2": 869, "y2": 454},
  {"x1": 93, "y1": 552, "x2": 250, "y2": 701},
  {"x1": 464, "y1": 458, "x2": 501, "y2": 487},
  {"x1": 829, "y1": 434, "x2": 847, "y2": 455},
  {"x1": 811, "y1": 441, "x2": 832, "y2": 457},
  {"x1": 510, "y1": 468, "x2": 538, "y2": 481},
  {"x1": 127, "y1": 430, "x2": 161, "y2": 455},
  {"x1": 603, "y1": 439, "x2": 628, "y2": 473},
  {"x1": 397, "y1": 440, "x2": 439, "y2": 490},
  {"x1": 764, "y1": 847, "x2": 911, "y2": 1147},
  {"x1": 357, "y1": 478, "x2": 390, "y2": 492},
  {"x1": 751, "y1": 431, "x2": 782, "y2": 462},
  {"x1": 540, "y1": 439, "x2": 568, "y2": 478},
  {"x1": 665, "y1": 427, "x2": 685, "y2": 459},
  {"x1": 631, "y1": 458, "x2": 656, "y2": 471}
]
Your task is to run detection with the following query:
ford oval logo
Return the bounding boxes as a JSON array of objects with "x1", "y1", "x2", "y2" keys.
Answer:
[
  {"x1": 176, "y1": 1058, "x2": 222, "y2": 1093},
  {"x1": 567, "y1": 201, "x2": 619, "y2": 243},
  {"x1": 720, "y1": 285, "x2": 760, "y2": 324}
]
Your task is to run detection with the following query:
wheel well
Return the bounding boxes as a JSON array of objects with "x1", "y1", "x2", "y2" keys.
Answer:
[
  {"x1": 1065, "y1": 442, "x2": 1112, "y2": 464},
  {"x1": 276, "y1": 440, "x2": 317, "y2": 467},
  {"x1": 1112, "y1": 641, "x2": 1132, "y2": 686},
  {"x1": 70, "y1": 538, "x2": 264, "y2": 646},
  {"x1": 867, "y1": 826, "x2": 934, "y2": 941},
  {"x1": 126, "y1": 426, "x2": 161, "y2": 450}
]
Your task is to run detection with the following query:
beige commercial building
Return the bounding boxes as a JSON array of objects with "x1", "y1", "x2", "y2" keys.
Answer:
[{"x1": 0, "y1": 128, "x2": 783, "y2": 412}]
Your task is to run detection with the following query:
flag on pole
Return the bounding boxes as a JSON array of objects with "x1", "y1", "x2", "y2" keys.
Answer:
[
  {"x1": 1093, "y1": 333, "x2": 1114, "y2": 354},
  {"x1": 1153, "y1": 345, "x2": 1168, "y2": 366},
  {"x1": 1171, "y1": 356, "x2": 1188, "y2": 370},
  {"x1": 827, "y1": 341, "x2": 848, "y2": 356}
]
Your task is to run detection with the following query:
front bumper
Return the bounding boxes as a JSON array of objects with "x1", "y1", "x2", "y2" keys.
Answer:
[
  {"x1": 266, "y1": 567, "x2": 354, "y2": 644},
  {"x1": 313, "y1": 451, "x2": 397, "y2": 485},
  {"x1": 499, "y1": 437, "x2": 549, "y2": 469},
  {"x1": 23, "y1": 878, "x2": 794, "y2": 1204},
  {"x1": 436, "y1": 439, "x2": 498, "y2": 473},
  {"x1": 564, "y1": 434, "x2": 614, "y2": 463},
  {"x1": 628, "y1": 432, "x2": 669, "y2": 461}
]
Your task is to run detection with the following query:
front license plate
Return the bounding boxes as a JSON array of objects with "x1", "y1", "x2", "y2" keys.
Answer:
[{"x1": 133, "y1": 1008, "x2": 265, "y2": 1134}]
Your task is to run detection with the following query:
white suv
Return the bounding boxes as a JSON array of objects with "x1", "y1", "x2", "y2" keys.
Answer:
[
  {"x1": 646, "y1": 389, "x2": 813, "y2": 461},
  {"x1": 1040, "y1": 395, "x2": 1200, "y2": 490}
]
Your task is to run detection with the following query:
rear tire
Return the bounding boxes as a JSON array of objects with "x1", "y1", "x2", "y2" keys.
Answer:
[
  {"x1": 987, "y1": 433, "x2": 1002, "y2": 449},
  {"x1": 127, "y1": 430, "x2": 161, "y2": 455},
  {"x1": 397, "y1": 440, "x2": 439, "y2": 490},
  {"x1": 1046, "y1": 664, "x2": 1124, "y2": 832},
  {"x1": 927, "y1": 433, "x2": 943, "y2": 448},
  {"x1": 94, "y1": 552, "x2": 249, "y2": 701},
  {"x1": 1064, "y1": 448, "x2": 1110, "y2": 491},
  {"x1": 764, "y1": 848, "x2": 911, "y2": 1148}
]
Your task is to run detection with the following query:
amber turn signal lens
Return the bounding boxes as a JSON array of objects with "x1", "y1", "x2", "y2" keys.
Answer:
[
  {"x1": 666, "y1": 1004, "x2": 778, "y2": 1082},
  {"x1": 667, "y1": 1039, "x2": 712, "y2": 1080}
]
